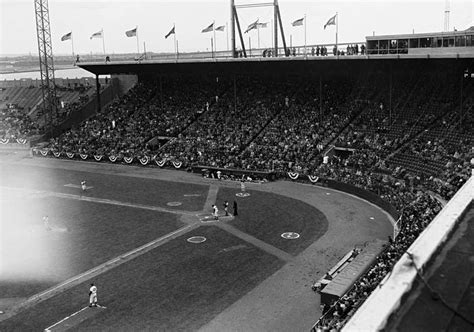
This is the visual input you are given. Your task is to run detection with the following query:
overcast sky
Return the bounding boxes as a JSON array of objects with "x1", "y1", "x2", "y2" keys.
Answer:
[{"x1": 1, "y1": 0, "x2": 473, "y2": 56}]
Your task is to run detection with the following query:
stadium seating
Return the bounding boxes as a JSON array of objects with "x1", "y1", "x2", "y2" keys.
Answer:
[
  {"x1": 38, "y1": 69, "x2": 473, "y2": 330},
  {"x1": 0, "y1": 81, "x2": 97, "y2": 140}
]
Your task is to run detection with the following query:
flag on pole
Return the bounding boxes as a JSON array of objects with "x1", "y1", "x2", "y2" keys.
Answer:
[
  {"x1": 202, "y1": 22, "x2": 214, "y2": 33},
  {"x1": 245, "y1": 19, "x2": 259, "y2": 33},
  {"x1": 61, "y1": 32, "x2": 72, "y2": 41},
  {"x1": 324, "y1": 14, "x2": 337, "y2": 29},
  {"x1": 125, "y1": 27, "x2": 137, "y2": 37},
  {"x1": 257, "y1": 22, "x2": 268, "y2": 28},
  {"x1": 90, "y1": 30, "x2": 103, "y2": 39},
  {"x1": 165, "y1": 26, "x2": 175, "y2": 39},
  {"x1": 292, "y1": 18, "x2": 304, "y2": 27},
  {"x1": 215, "y1": 25, "x2": 225, "y2": 32}
]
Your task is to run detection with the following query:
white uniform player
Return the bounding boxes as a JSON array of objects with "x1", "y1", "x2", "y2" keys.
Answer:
[
  {"x1": 240, "y1": 181, "x2": 246, "y2": 193},
  {"x1": 212, "y1": 205, "x2": 219, "y2": 220},
  {"x1": 81, "y1": 180, "x2": 87, "y2": 192},
  {"x1": 89, "y1": 283, "x2": 98, "y2": 307}
]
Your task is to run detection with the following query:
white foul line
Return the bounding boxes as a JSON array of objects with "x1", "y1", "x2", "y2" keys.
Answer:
[
  {"x1": 44, "y1": 306, "x2": 89, "y2": 331},
  {"x1": 2, "y1": 223, "x2": 198, "y2": 322}
]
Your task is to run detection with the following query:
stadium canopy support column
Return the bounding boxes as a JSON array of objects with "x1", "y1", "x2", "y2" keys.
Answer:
[
  {"x1": 459, "y1": 69, "x2": 463, "y2": 125},
  {"x1": 319, "y1": 75, "x2": 323, "y2": 122},
  {"x1": 233, "y1": 75, "x2": 237, "y2": 112},
  {"x1": 160, "y1": 76, "x2": 163, "y2": 110},
  {"x1": 96, "y1": 74, "x2": 101, "y2": 113},
  {"x1": 389, "y1": 63, "x2": 392, "y2": 127}
]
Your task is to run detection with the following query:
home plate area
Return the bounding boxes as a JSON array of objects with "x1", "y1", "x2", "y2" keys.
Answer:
[{"x1": 44, "y1": 305, "x2": 106, "y2": 331}]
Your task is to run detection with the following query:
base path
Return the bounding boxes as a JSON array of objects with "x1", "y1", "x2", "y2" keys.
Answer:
[
  {"x1": 44, "y1": 306, "x2": 106, "y2": 332},
  {"x1": 0, "y1": 223, "x2": 199, "y2": 322},
  {"x1": 1, "y1": 157, "x2": 394, "y2": 331}
]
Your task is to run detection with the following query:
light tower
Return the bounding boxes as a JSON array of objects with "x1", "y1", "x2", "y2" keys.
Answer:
[
  {"x1": 444, "y1": 0, "x2": 450, "y2": 31},
  {"x1": 34, "y1": 0, "x2": 58, "y2": 136}
]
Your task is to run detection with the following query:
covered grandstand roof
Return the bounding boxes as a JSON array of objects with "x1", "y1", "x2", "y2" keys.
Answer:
[{"x1": 78, "y1": 55, "x2": 473, "y2": 76}]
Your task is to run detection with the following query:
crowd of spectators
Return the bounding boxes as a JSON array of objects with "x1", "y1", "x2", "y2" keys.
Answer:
[
  {"x1": 43, "y1": 71, "x2": 473, "y2": 330},
  {"x1": 315, "y1": 191, "x2": 441, "y2": 331},
  {"x1": 158, "y1": 76, "x2": 294, "y2": 166},
  {"x1": 0, "y1": 108, "x2": 40, "y2": 140},
  {"x1": 49, "y1": 77, "x2": 220, "y2": 157}
]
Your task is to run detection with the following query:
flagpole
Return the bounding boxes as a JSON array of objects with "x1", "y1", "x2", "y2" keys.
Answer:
[
  {"x1": 271, "y1": 19, "x2": 274, "y2": 50},
  {"x1": 71, "y1": 32, "x2": 75, "y2": 57},
  {"x1": 304, "y1": 14, "x2": 307, "y2": 56},
  {"x1": 257, "y1": 23, "x2": 260, "y2": 50},
  {"x1": 211, "y1": 38, "x2": 214, "y2": 58},
  {"x1": 213, "y1": 21, "x2": 216, "y2": 53},
  {"x1": 226, "y1": 22, "x2": 229, "y2": 51},
  {"x1": 336, "y1": 13, "x2": 338, "y2": 56},
  {"x1": 173, "y1": 24, "x2": 177, "y2": 59},
  {"x1": 136, "y1": 26, "x2": 140, "y2": 55},
  {"x1": 102, "y1": 29, "x2": 106, "y2": 55}
]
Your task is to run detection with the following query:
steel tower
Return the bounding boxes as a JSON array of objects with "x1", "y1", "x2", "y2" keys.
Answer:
[{"x1": 34, "y1": 0, "x2": 58, "y2": 135}]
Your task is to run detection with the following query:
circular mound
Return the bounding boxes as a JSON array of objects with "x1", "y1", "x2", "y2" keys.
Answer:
[
  {"x1": 236, "y1": 192, "x2": 251, "y2": 197},
  {"x1": 187, "y1": 236, "x2": 207, "y2": 243},
  {"x1": 167, "y1": 201, "x2": 183, "y2": 206},
  {"x1": 281, "y1": 232, "x2": 300, "y2": 239}
]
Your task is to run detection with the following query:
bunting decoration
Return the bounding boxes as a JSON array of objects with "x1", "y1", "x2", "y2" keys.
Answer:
[
  {"x1": 124, "y1": 156, "x2": 134, "y2": 164},
  {"x1": 155, "y1": 159, "x2": 166, "y2": 167},
  {"x1": 94, "y1": 155, "x2": 103, "y2": 161},
  {"x1": 288, "y1": 172, "x2": 299, "y2": 180},
  {"x1": 139, "y1": 156, "x2": 150, "y2": 165},
  {"x1": 53, "y1": 151, "x2": 61, "y2": 158},
  {"x1": 40, "y1": 150, "x2": 49, "y2": 156},
  {"x1": 172, "y1": 161, "x2": 183, "y2": 169},
  {"x1": 109, "y1": 155, "x2": 118, "y2": 162},
  {"x1": 0, "y1": 139, "x2": 9, "y2": 144},
  {"x1": 66, "y1": 152, "x2": 74, "y2": 159},
  {"x1": 80, "y1": 154, "x2": 88, "y2": 160},
  {"x1": 308, "y1": 175, "x2": 320, "y2": 183},
  {"x1": 16, "y1": 138, "x2": 27, "y2": 144}
]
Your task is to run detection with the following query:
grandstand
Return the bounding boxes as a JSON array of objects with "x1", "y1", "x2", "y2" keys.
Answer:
[{"x1": 1, "y1": 27, "x2": 473, "y2": 331}]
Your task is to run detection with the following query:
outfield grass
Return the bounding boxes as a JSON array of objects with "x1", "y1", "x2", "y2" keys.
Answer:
[
  {"x1": 1, "y1": 193, "x2": 182, "y2": 299},
  {"x1": 0, "y1": 164, "x2": 208, "y2": 211},
  {"x1": 216, "y1": 187, "x2": 328, "y2": 255},
  {"x1": 0, "y1": 226, "x2": 285, "y2": 331}
]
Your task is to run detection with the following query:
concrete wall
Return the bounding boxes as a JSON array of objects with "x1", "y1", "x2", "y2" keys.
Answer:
[{"x1": 343, "y1": 175, "x2": 474, "y2": 331}]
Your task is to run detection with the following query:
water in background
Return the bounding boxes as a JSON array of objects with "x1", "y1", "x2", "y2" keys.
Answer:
[{"x1": 0, "y1": 67, "x2": 96, "y2": 80}]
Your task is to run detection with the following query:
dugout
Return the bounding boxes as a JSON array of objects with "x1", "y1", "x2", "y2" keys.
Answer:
[{"x1": 320, "y1": 239, "x2": 387, "y2": 306}]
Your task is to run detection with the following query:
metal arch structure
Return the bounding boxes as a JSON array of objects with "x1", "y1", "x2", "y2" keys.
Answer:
[
  {"x1": 230, "y1": 0, "x2": 287, "y2": 58},
  {"x1": 34, "y1": 0, "x2": 58, "y2": 135}
]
